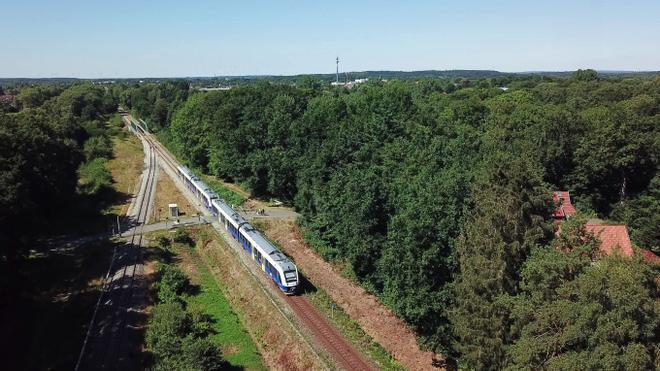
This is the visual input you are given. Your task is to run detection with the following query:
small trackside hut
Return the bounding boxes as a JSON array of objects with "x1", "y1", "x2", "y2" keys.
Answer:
[{"x1": 176, "y1": 165, "x2": 299, "y2": 294}]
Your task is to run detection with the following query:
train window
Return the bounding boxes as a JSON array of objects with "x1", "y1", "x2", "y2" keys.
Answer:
[{"x1": 284, "y1": 270, "x2": 297, "y2": 283}]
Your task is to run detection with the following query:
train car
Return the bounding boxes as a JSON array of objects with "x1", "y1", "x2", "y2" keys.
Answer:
[
  {"x1": 177, "y1": 166, "x2": 197, "y2": 191},
  {"x1": 212, "y1": 198, "x2": 299, "y2": 294},
  {"x1": 176, "y1": 165, "x2": 299, "y2": 293},
  {"x1": 191, "y1": 178, "x2": 218, "y2": 214},
  {"x1": 176, "y1": 166, "x2": 219, "y2": 215}
]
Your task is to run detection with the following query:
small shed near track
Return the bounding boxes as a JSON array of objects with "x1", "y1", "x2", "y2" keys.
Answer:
[{"x1": 168, "y1": 203, "x2": 179, "y2": 218}]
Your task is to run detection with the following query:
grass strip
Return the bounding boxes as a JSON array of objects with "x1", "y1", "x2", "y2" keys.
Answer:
[{"x1": 178, "y1": 243, "x2": 264, "y2": 370}]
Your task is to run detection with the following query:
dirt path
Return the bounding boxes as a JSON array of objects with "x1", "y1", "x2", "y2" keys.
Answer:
[{"x1": 262, "y1": 220, "x2": 443, "y2": 371}]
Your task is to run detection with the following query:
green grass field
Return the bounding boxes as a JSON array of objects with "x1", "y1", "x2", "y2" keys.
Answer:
[{"x1": 183, "y1": 245, "x2": 264, "y2": 370}]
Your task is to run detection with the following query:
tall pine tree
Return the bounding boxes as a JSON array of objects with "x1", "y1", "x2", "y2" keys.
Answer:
[{"x1": 450, "y1": 157, "x2": 553, "y2": 370}]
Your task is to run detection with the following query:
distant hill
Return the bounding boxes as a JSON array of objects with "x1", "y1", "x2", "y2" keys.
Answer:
[
  {"x1": 514, "y1": 70, "x2": 660, "y2": 78},
  {"x1": 250, "y1": 69, "x2": 512, "y2": 81},
  {"x1": 1, "y1": 70, "x2": 659, "y2": 86}
]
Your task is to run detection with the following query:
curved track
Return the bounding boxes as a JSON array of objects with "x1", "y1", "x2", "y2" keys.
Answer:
[
  {"x1": 131, "y1": 119, "x2": 374, "y2": 370},
  {"x1": 75, "y1": 131, "x2": 158, "y2": 371}
]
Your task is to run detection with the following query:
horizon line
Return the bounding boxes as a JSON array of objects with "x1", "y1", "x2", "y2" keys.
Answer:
[{"x1": 1, "y1": 68, "x2": 659, "y2": 81}]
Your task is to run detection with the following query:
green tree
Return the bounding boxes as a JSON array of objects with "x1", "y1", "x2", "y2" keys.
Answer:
[
  {"x1": 146, "y1": 302, "x2": 192, "y2": 361},
  {"x1": 571, "y1": 95, "x2": 659, "y2": 214},
  {"x1": 450, "y1": 158, "x2": 553, "y2": 370},
  {"x1": 572, "y1": 69, "x2": 599, "y2": 81},
  {"x1": 0, "y1": 111, "x2": 81, "y2": 268},
  {"x1": 83, "y1": 135, "x2": 113, "y2": 161},
  {"x1": 509, "y1": 219, "x2": 660, "y2": 369},
  {"x1": 16, "y1": 86, "x2": 60, "y2": 109},
  {"x1": 156, "y1": 264, "x2": 191, "y2": 304}
]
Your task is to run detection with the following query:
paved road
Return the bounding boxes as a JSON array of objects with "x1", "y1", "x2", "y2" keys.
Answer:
[
  {"x1": 237, "y1": 207, "x2": 300, "y2": 221},
  {"x1": 120, "y1": 216, "x2": 208, "y2": 237}
]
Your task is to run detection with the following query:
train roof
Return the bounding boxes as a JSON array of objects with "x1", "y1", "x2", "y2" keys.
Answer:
[
  {"x1": 212, "y1": 198, "x2": 239, "y2": 222},
  {"x1": 192, "y1": 178, "x2": 217, "y2": 198},
  {"x1": 178, "y1": 165, "x2": 198, "y2": 180},
  {"x1": 211, "y1": 198, "x2": 296, "y2": 272},
  {"x1": 243, "y1": 225, "x2": 296, "y2": 271}
]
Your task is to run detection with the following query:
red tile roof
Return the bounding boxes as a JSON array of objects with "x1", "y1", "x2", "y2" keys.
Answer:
[
  {"x1": 552, "y1": 191, "x2": 577, "y2": 219},
  {"x1": 640, "y1": 249, "x2": 660, "y2": 264},
  {"x1": 0, "y1": 94, "x2": 15, "y2": 104},
  {"x1": 584, "y1": 224, "x2": 633, "y2": 257}
]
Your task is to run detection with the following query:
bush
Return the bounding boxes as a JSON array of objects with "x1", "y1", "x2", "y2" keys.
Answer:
[
  {"x1": 146, "y1": 301, "x2": 224, "y2": 370},
  {"x1": 156, "y1": 264, "x2": 190, "y2": 304},
  {"x1": 180, "y1": 336, "x2": 225, "y2": 371},
  {"x1": 83, "y1": 135, "x2": 113, "y2": 161},
  {"x1": 78, "y1": 158, "x2": 112, "y2": 195},
  {"x1": 109, "y1": 113, "x2": 123, "y2": 128},
  {"x1": 188, "y1": 308, "x2": 215, "y2": 338},
  {"x1": 173, "y1": 229, "x2": 194, "y2": 246},
  {"x1": 81, "y1": 120, "x2": 106, "y2": 138},
  {"x1": 157, "y1": 236, "x2": 172, "y2": 250}
]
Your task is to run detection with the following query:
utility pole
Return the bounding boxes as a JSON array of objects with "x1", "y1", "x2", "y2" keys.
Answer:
[{"x1": 336, "y1": 56, "x2": 339, "y2": 84}]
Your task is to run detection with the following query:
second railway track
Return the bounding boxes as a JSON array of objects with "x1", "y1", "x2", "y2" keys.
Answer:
[{"x1": 76, "y1": 131, "x2": 158, "y2": 371}]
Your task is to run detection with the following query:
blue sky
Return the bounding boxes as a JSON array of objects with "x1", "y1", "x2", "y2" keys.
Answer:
[{"x1": 2, "y1": 0, "x2": 659, "y2": 77}]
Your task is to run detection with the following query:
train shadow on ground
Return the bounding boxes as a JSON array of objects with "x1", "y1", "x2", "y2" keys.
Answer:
[{"x1": 295, "y1": 274, "x2": 318, "y2": 296}]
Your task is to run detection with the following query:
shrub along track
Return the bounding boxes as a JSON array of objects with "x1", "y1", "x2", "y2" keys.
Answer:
[
  {"x1": 75, "y1": 135, "x2": 158, "y2": 370},
  {"x1": 131, "y1": 117, "x2": 375, "y2": 370}
]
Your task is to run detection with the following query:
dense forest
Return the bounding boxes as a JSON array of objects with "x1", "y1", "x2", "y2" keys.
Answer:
[
  {"x1": 122, "y1": 71, "x2": 660, "y2": 369},
  {"x1": 3, "y1": 71, "x2": 659, "y2": 369},
  {"x1": 0, "y1": 82, "x2": 228, "y2": 369},
  {"x1": 0, "y1": 84, "x2": 121, "y2": 296}
]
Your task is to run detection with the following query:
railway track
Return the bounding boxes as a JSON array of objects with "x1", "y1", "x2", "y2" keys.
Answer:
[
  {"x1": 286, "y1": 294, "x2": 374, "y2": 370},
  {"x1": 129, "y1": 117, "x2": 374, "y2": 370},
  {"x1": 75, "y1": 131, "x2": 158, "y2": 371}
]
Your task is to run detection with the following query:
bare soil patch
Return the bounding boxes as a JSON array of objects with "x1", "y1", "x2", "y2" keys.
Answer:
[
  {"x1": 152, "y1": 169, "x2": 195, "y2": 223},
  {"x1": 260, "y1": 219, "x2": 444, "y2": 371}
]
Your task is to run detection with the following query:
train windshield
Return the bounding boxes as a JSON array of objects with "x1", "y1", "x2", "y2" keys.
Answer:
[{"x1": 284, "y1": 270, "x2": 297, "y2": 283}]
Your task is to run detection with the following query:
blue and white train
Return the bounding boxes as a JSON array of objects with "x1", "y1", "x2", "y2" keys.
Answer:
[{"x1": 176, "y1": 165, "x2": 299, "y2": 294}]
